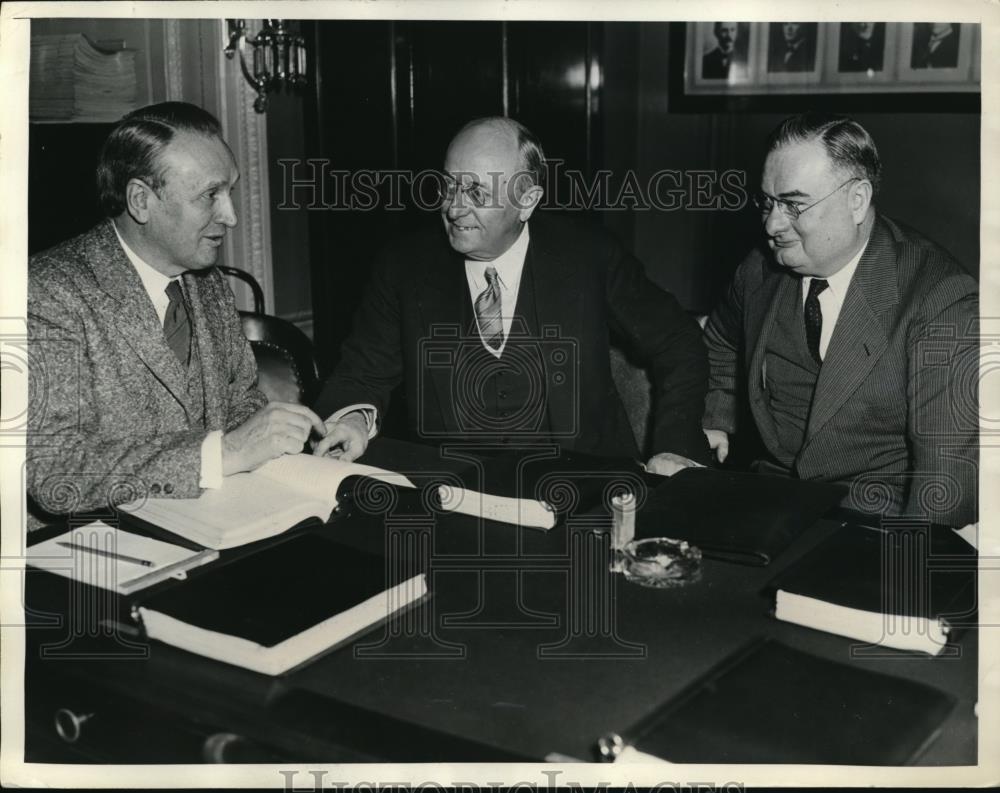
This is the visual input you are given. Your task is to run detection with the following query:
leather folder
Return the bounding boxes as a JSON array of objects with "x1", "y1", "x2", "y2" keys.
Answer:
[{"x1": 599, "y1": 637, "x2": 956, "y2": 764}]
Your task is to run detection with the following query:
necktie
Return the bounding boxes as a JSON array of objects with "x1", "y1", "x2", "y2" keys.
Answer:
[
  {"x1": 163, "y1": 280, "x2": 191, "y2": 366},
  {"x1": 804, "y1": 278, "x2": 829, "y2": 365},
  {"x1": 475, "y1": 266, "x2": 503, "y2": 351}
]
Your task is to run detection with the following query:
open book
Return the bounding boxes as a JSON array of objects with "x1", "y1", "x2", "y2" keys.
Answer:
[
  {"x1": 136, "y1": 533, "x2": 427, "y2": 676},
  {"x1": 121, "y1": 454, "x2": 414, "y2": 550}
]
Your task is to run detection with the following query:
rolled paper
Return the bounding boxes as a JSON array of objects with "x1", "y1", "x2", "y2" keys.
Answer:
[{"x1": 610, "y1": 491, "x2": 636, "y2": 550}]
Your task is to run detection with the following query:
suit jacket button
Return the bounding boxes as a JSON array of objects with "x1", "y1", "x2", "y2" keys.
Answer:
[
  {"x1": 150, "y1": 483, "x2": 161, "y2": 495},
  {"x1": 164, "y1": 484, "x2": 174, "y2": 495}
]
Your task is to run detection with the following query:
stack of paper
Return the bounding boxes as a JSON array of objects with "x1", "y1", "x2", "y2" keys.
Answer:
[{"x1": 28, "y1": 522, "x2": 218, "y2": 595}]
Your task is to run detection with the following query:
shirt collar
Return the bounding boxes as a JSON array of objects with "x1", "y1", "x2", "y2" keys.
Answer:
[
  {"x1": 112, "y1": 220, "x2": 178, "y2": 299},
  {"x1": 806, "y1": 235, "x2": 869, "y2": 300},
  {"x1": 468, "y1": 223, "x2": 530, "y2": 287}
]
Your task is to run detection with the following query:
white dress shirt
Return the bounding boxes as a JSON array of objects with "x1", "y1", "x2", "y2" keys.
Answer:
[
  {"x1": 801, "y1": 236, "x2": 869, "y2": 361},
  {"x1": 113, "y1": 223, "x2": 223, "y2": 489},
  {"x1": 464, "y1": 223, "x2": 531, "y2": 357},
  {"x1": 353, "y1": 224, "x2": 533, "y2": 434}
]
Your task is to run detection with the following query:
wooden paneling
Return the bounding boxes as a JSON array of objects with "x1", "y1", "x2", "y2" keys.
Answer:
[{"x1": 305, "y1": 20, "x2": 602, "y2": 368}]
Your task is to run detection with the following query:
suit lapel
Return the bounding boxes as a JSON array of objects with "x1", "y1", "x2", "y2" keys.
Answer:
[
  {"x1": 746, "y1": 264, "x2": 791, "y2": 452},
  {"x1": 520, "y1": 228, "x2": 581, "y2": 437},
  {"x1": 802, "y1": 218, "x2": 897, "y2": 448},
  {"x1": 416, "y1": 240, "x2": 468, "y2": 434},
  {"x1": 85, "y1": 221, "x2": 191, "y2": 414}
]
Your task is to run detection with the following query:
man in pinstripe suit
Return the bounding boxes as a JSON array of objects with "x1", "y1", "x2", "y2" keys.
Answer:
[{"x1": 700, "y1": 114, "x2": 977, "y2": 526}]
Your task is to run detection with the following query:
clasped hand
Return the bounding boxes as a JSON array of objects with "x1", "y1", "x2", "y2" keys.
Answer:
[
  {"x1": 222, "y1": 402, "x2": 326, "y2": 476},
  {"x1": 310, "y1": 411, "x2": 370, "y2": 462}
]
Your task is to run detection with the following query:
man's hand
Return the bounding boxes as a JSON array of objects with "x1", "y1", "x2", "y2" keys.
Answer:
[
  {"x1": 644, "y1": 452, "x2": 704, "y2": 477},
  {"x1": 704, "y1": 429, "x2": 729, "y2": 464},
  {"x1": 311, "y1": 411, "x2": 370, "y2": 463},
  {"x1": 222, "y1": 402, "x2": 326, "y2": 476}
]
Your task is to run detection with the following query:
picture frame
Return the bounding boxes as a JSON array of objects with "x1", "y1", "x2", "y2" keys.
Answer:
[
  {"x1": 688, "y1": 21, "x2": 757, "y2": 89},
  {"x1": 761, "y1": 22, "x2": 824, "y2": 87},
  {"x1": 825, "y1": 22, "x2": 898, "y2": 87},
  {"x1": 682, "y1": 21, "x2": 980, "y2": 99},
  {"x1": 897, "y1": 22, "x2": 974, "y2": 84}
]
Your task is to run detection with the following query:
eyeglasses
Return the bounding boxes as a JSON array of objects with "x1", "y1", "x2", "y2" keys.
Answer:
[
  {"x1": 437, "y1": 177, "x2": 491, "y2": 209},
  {"x1": 752, "y1": 177, "x2": 861, "y2": 221}
]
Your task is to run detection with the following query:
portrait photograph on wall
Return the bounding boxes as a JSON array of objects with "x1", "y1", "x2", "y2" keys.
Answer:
[
  {"x1": 694, "y1": 21, "x2": 754, "y2": 86},
  {"x1": 685, "y1": 20, "x2": 981, "y2": 96}
]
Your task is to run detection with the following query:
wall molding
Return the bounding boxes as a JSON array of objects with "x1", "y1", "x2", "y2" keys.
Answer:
[
  {"x1": 158, "y1": 20, "x2": 274, "y2": 314},
  {"x1": 215, "y1": 20, "x2": 274, "y2": 314}
]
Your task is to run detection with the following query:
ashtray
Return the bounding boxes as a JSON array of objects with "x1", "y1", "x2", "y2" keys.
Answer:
[{"x1": 620, "y1": 537, "x2": 702, "y2": 588}]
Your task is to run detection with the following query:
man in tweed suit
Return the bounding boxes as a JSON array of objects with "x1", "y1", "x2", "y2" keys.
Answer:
[
  {"x1": 28, "y1": 102, "x2": 324, "y2": 519},
  {"x1": 701, "y1": 114, "x2": 978, "y2": 525}
]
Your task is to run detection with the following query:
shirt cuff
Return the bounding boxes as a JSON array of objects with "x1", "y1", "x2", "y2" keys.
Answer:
[
  {"x1": 327, "y1": 404, "x2": 379, "y2": 439},
  {"x1": 199, "y1": 430, "x2": 224, "y2": 489}
]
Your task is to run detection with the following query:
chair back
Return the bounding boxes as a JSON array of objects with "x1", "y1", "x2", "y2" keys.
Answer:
[
  {"x1": 239, "y1": 313, "x2": 321, "y2": 406},
  {"x1": 218, "y1": 266, "x2": 320, "y2": 405}
]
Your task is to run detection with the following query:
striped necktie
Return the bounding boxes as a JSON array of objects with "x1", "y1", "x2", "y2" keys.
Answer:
[
  {"x1": 164, "y1": 280, "x2": 191, "y2": 366},
  {"x1": 475, "y1": 266, "x2": 503, "y2": 351}
]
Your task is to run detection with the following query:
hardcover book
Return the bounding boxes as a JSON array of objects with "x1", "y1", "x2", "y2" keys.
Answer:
[{"x1": 136, "y1": 533, "x2": 428, "y2": 676}]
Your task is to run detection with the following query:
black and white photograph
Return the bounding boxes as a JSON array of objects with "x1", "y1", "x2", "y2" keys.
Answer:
[
  {"x1": 766, "y1": 22, "x2": 818, "y2": 73},
  {"x1": 838, "y1": 22, "x2": 886, "y2": 73},
  {"x1": 911, "y1": 22, "x2": 961, "y2": 69},
  {"x1": 698, "y1": 21, "x2": 750, "y2": 82},
  {"x1": 0, "y1": 1, "x2": 996, "y2": 791},
  {"x1": 899, "y1": 20, "x2": 976, "y2": 85}
]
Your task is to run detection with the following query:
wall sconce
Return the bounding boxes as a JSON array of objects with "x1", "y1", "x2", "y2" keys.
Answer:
[{"x1": 224, "y1": 19, "x2": 307, "y2": 113}]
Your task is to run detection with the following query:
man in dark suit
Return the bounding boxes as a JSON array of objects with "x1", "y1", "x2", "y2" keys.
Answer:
[
  {"x1": 28, "y1": 102, "x2": 324, "y2": 518},
  {"x1": 314, "y1": 117, "x2": 710, "y2": 472},
  {"x1": 703, "y1": 114, "x2": 977, "y2": 525},
  {"x1": 702, "y1": 22, "x2": 744, "y2": 80},
  {"x1": 839, "y1": 22, "x2": 885, "y2": 73},
  {"x1": 768, "y1": 23, "x2": 817, "y2": 72},
  {"x1": 911, "y1": 23, "x2": 961, "y2": 69}
]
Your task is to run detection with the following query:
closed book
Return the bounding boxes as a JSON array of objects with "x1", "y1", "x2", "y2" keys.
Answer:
[
  {"x1": 598, "y1": 638, "x2": 956, "y2": 765},
  {"x1": 635, "y1": 468, "x2": 846, "y2": 565},
  {"x1": 120, "y1": 453, "x2": 414, "y2": 550},
  {"x1": 136, "y1": 533, "x2": 428, "y2": 676},
  {"x1": 438, "y1": 449, "x2": 651, "y2": 530},
  {"x1": 772, "y1": 525, "x2": 976, "y2": 655}
]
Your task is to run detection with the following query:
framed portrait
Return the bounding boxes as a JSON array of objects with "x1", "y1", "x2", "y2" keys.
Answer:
[
  {"x1": 680, "y1": 21, "x2": 979, "y2": 102},
  {"x1": 761, "y1": 22, "x2": 824, "y2": 86},
  {"x1": 687, "y1": 21, "x2": 756, "y2": 89},
  {"x1": 825, "y1": 22, "x2": 899, "y2": 86},
  {"x1": 898, "y1": 22, "x2": 973, "y2": 83}
]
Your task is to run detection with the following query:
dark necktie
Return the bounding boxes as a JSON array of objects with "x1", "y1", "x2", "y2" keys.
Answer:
[
  {"x1": 804, "y1": 278, "x2": 829, "y2": 365},
  {"x1": 163, "y1": 280, "x2": 191, "y2": 366},
  {"x1": 475, "y1": 266, "x2": 503, "y2": 351}
]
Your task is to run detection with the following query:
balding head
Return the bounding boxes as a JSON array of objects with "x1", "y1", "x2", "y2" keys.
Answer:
[{"x1": 439, "y1": 117, "x2": 545, "y2": 261}]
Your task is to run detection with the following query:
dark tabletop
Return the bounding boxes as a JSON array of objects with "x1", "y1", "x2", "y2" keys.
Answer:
[{"x1": 24, "y1": 438, "x2": 978, "y2": 764}]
